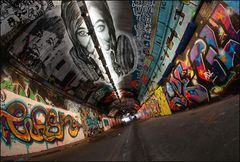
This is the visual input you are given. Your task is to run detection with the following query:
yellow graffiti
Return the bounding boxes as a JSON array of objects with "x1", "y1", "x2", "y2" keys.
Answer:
[
  {"x1": 0, "y1": 101, "x2": 81, "y2": 145},
  {"x1": 155, "y1": 86, "x2": 172, "y2": 116}
]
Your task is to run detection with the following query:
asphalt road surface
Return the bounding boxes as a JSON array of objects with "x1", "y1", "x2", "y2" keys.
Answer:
[{"x1": 26, "y1": 94, "x2": 239, "y2": 161}]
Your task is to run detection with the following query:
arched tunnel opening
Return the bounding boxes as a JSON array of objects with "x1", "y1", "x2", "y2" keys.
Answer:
[{"x1": 0, "y1": 0, "x2": 239, "y2": 161}]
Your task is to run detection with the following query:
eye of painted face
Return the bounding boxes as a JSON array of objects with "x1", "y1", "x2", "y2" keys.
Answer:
[
  {"x1": 95, "y1": 23, "x2": 105, "y2": 32},
  {"x1": 77, "y1": 28, "x2": 88, "y2": 37}
]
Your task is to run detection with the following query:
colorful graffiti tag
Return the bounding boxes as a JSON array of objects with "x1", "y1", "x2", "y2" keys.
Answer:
[
  {"x1": 163, "y1": 1, "x2": 240, "y2": 112},
  {"x1": 138, "y1": 0, "x2": 200, "y2": 102},
  {"x1": 0, "y1": 89, "x2": 84, "y2": 156},
  {"x1": 0, "y1": 90, "x2": 81, "y2": 146},
  {"x1": 137, "y1": 85, "x2": 172, "y2": 118}
]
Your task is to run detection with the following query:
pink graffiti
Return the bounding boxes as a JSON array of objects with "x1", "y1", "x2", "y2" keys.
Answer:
[
  {"x1": 166, "y1": 63, "x2": 209, "y2": 111},
  {"x1": 190, "y1": 3, "x2": 240, "y2": 85},
  {"x1": 212, "y1": 4, "x2": 239, "y2": 42}
]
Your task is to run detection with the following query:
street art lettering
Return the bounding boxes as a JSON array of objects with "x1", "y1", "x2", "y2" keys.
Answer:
[
  {"x1": 138, "y1": 1, "x2": 200, "y2": 102},
  {"x1": 163, "y1": 1, "x2": 240, "y2": 112},
  {"x1": 190, "y1": 3, "x2": 240, "y2": 87},
  {"x1": 0, "y1": 99, "x2": 81, "y2": 145},
  {"x1": 165, "y1": 62, "x2": 209, "y2": 111},
  {"x1": 0, "y1": 0, "x2": 54, "y2": 45}
]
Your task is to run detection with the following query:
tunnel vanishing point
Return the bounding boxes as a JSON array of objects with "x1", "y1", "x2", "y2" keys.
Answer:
[{"x1": 0, "y1": 0, "x2": 239, "y2": 161}]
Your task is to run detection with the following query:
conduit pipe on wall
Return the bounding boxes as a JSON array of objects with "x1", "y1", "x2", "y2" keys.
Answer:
[{"x1": 79, "y1": 1, "x2": 121, "y2": 101}]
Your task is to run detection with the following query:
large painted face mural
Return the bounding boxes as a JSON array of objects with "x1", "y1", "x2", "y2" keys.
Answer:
[{"x1": 1, "y1": 0, "x2": 156, "y2": 113}]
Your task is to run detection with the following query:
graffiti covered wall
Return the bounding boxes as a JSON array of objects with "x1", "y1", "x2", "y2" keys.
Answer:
[
  {"x1": 129, "y1": 0, "x2": 155, "y2": 91},
  {"x1": 154, "y1": 86, "x2": 172, "y2": 116},
  {"x1": 163, "y1": 1, "x2": 240, "y2": 112},
  {"x1": 138, "y1": 96, "x2": 161, "y2": 119},
  {"x1": 0, "y1": 64, "x2": 118, "y2": 156},
  {"x1": 137, "y1": 86, "x2": 172, "y2": 119},
  {"x1": 138, "y1": 0, "x2": 200, "y2": 102},
  {"x1": 0, "y1": 89, "x2": 84, "y2": 156},
  {"x1": 137, "y1": 104, "x2": 150, "y2": 119},
  {"x1": 1, "y1": 63, "x2": 68, "y2": 109},
  {"x1": 79, "y1": 105, "x2": 104, "y2": 137},
  {"x1": 0, "y1": 0, "x2": 54, "y2": 46}
]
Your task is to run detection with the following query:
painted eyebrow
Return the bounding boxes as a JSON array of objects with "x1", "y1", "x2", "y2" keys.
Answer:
[
  {"x1": 76, "y1": 27, "x2": 87, "y2": 31},
  {"x1": 94, "y1": 19, "x2": 105, "y2": 26}
]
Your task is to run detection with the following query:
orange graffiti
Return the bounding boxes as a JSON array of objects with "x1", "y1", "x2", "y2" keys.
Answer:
[{"x1": 0, "y1": 101, "x2": 81, "y2": 145}]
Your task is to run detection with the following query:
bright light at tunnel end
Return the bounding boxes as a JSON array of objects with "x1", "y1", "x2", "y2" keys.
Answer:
[{"x1": 121, "y1": 117, "x2": 130, "y2": 123}]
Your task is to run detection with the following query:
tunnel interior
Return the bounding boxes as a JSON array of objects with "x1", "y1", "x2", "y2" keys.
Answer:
[{"x1": 0, "y1": 0, "x2": 239, "y2": 159}]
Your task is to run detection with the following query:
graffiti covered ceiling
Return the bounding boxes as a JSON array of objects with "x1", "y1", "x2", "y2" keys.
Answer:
[
  {"x1": 1, "y1": 0, "x2": 238, "y2": 115},
  {"x1": 1, "y1": 0, "x2": 154, "y2": 113}
]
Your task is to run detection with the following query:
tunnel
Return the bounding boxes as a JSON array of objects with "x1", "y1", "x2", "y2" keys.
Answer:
[{"x1": 0, "y1": 0, "x2": 239, "y2": 161}]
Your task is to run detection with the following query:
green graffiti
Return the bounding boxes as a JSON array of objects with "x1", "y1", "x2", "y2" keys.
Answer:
[
  {"x1": 28, "y1": 88, "x2": 35, "y2": 100},
  {"x1": 1, "y1": 79, "x2": 14, "y2": 92},
  {"x1": 18, "y1": 84, "x2": 27, "y2": 97},
  {"x1": 1, "y1": 78, "x2": 47, "y2": 104}
]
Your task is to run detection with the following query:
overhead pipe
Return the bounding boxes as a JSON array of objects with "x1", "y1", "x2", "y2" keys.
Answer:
[{"x1": 79, "y1": 0, "x2": 121, "y2": 102}]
